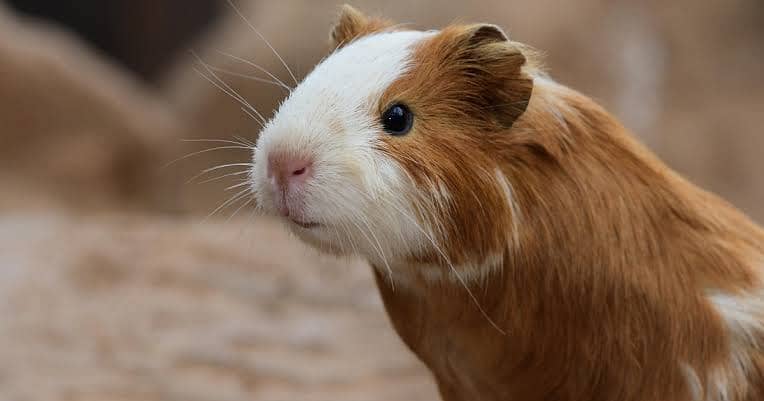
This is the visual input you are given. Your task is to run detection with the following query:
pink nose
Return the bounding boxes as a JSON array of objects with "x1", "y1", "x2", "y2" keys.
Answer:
[
  {"x1": 267, "y1": 152, "x2": 313, "y2": 191},
  {"x1": 267, "y1": 153, "x2": 313, "y2": 217}
]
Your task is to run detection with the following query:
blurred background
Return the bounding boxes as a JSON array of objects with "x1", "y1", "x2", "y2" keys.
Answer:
[{"x1": 0, "y1": 1, "x2": 761, "y2": 400}]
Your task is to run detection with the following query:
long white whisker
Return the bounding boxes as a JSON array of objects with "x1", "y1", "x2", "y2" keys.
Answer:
[
  {"x1": 204, "y1": 162, "x2": 254, "y2": 171},
  {"x1": 191, "y1": 52, "x2": 267, "y2": 125},
  {"x1": 182, "y1": 138, "x2": 252, "y2": 147},
  {"x1": 312, "y1": 186, "x2": 394, "y2": 288},
  {"x1": 240, "y1": 106, "x2": 266, "y2": 126},
  {"x1": 215, "y1": 50, "x2": 292, "y2": 92},
  {"x1": 226, "y1": 198, "x2": 253, "y2": 224},
  {"x1": 204, "y1": 188, "x2": 251, "y2": 222},
  {"x1": 337, "y1": 219, "x2": 360, "y2": 257},
  {"x1": 243, "y1": 202, "x2": 260, "y2": 250},
  {"x1": 342, "y1": 199, "x2": 395, "y2": 290},
  {"x1": 192, "y1": 66, "x2": 265, "y2": 128},
  {"x1": 340, "y1": 185, "x2": 409, "y2": 250},
  {"x1": 187, "y1": 163, "x2": 254, "y2": 183},
  {"x1": 225, "y1": 0, "x2": 299, "y2": 86},
  {"x1": 329, "y1": 223, "x2": 345, "y2": 253},
  {"x1": 207, "y1": 65, "x2": 287, "y2": 89},
  {"x1": 192, "y1": 65, "x2": 261, "y2": 122},
  {"x1": 359, "y1": 217, "x2": 395, "y2": 290},
  {"x1": 164, "y1": 145, "x2": 251, "y2": 169},
  {"x1": 199, "y1": 170, "x2": 250, "y2": 184},
  {"x1": 343, "y1": 207, "x2": 395, "y2": 290},
  {"x1": 233, "y1": 135, "x2": 256, "y2": 147},
  {"x1": 225, "y1": 181, "x2": 250, "y2": 191}
]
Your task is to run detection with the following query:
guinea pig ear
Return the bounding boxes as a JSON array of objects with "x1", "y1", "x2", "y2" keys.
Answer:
[
  {"x1": 451, "y1": 23, "x2": 534, "y2": 127},
  {"x1": 465, "y1": 24, "x2": 509, "y2": 45},
  {"x1": 329, "y1": 5, "x2": 393, "y2": 50}
]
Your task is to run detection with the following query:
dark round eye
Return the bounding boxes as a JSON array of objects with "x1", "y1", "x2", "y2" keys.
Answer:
[{"x1": 381, "y1": 103, "x2": 413, "y2": 136}]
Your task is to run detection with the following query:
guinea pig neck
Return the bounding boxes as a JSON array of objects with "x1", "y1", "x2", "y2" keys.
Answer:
[{"x1": 371, "y1": 79, "x2": 764, "y2": 401}]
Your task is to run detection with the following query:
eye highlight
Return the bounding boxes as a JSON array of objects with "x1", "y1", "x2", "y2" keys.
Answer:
[{"x1": 381, "y1": 103, "x2": 413, "y2": 136}]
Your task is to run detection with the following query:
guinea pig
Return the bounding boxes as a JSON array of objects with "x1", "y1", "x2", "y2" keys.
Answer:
[{"x1": 249, "y1": 5, "x2": 764, "y2": 401}]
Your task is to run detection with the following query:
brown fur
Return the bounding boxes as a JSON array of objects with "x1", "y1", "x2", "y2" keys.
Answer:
[
  {"x1": 329, "y1": 5, "x2": 394, "y2": 50},
  {"x1": 341, "y1": 9, "x2": 764, "y2": 401},
  {"x1": 378, "y1": 23, "x2": 533, "y2": 271}
]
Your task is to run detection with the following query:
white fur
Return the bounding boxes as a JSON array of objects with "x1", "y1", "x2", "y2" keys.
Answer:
[
  {"x1": 682, "y1": 289, "x2": 764, "y2": 400},
  {"x1": 409, "y1": 169, "x2": 517, "y2": 285},
  {"x1": 252, "y1": 31, "x2": 437, "y2": 270},
  {"x1": 494, "y1": 168, "x2": 520, "y2": 246},
  {"x1": 681, "y1": 363, "x2": 704, "y2": 401},
  {"x1": 711, "y1": 291, "x2": 764, "y2": 345},
  {"x1": 531, "y1": 74, "x2": 580, "y2": 135},
  {"x1": 709, "y1": 290, "x2": 763, "y2": 400},
  {"x1": 415, "y1": 252, "x2": 505, "y2": 285}
]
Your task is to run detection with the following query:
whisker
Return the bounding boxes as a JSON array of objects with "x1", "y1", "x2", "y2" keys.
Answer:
[
  {"x1": 204, "y1": 188, "x2": 252, "y2": 222},
  {"x1": 163, "y1": 145, "x2": 251, "y2": 169},
  {"x1": 340, "y1": 184, "x2": 411, "y2": 251},
  {"x1": 337, "y1": 219, "x2": 360, "y2": 257},
  {"x1": 225, "y1": 0, "x2": 299, "y2": 86},
  {"x1": 225, "y1": 198, "x2": 253, "y2": 224},
  {"x1": 198, "y1": 170, "x2": 250, "y2": 184},
  {"x1": 187, "y1": 163, "x2": 254, "y2": 183},
  {"x1": 215, "y1": 50, "x2": 292, "y2": 92},
  {"x1": 192, "y1": 65, "x2": 265, "y2": 128},
  {"x1": 233, "y1": 135, "x2": 256, "y2": 147},
  {"x1": 357, "y1": 213, "x2": 395, "y2": 291},
  {"x1": 240, "y1": 106, "x2": 266, "y2": 126},
  {"x1": 225, "y1": 181, "x2": 250, "y2": 191},
  {"x1": 315, "y1": 186, "x2": 396, "y2": 290},
  {"x1": 191, "y1": 52, "x2": 267, "y2": 125},
  {"x1": 207, "y1": 65, "x2": 286, "y2": 88},
  {"x1": 182, "y1": 138, "x2": 252, "y2": 147},
  {"x1": 341, "y1": 205, "x2": 396, "y2": 291}
]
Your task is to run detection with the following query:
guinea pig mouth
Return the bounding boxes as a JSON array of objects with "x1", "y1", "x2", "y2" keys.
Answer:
[{"x1": 289, "y1": 218, "x2": 320, "y2": 229}]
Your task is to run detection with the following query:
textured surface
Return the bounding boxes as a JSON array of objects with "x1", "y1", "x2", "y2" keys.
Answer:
[{"x1": 0, "y1": 214, "x2": 436, "y2": 401}]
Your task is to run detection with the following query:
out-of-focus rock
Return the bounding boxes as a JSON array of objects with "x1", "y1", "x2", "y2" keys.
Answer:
[
  {"x1": 0, "y1": 214, "x2": 436, "y2": 401},
  {"x1": 0, "y1": 5, "x2": 184, "y2": 212}
]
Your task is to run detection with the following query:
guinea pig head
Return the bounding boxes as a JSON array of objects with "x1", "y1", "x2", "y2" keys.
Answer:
[{"x1": 251, "y1": 6, "x2": 533, "y2": 278}]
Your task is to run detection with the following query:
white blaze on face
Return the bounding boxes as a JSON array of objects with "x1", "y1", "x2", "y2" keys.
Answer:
[{"x1": 251, "y1": 30, "x2": 434, "y2": 263}]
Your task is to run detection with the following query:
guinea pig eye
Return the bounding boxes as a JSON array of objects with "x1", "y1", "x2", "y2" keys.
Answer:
[{"x1": 381, "y1": 103, "x2": 413, "y2": 136}]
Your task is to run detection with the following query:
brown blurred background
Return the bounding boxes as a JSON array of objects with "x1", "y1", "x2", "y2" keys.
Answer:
[{"x1": 0, "y1": 1, "x2": 761, "y2": 400}]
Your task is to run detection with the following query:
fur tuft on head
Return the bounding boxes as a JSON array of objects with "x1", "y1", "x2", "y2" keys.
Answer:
[{"x1": 329, "y1": 5, "x2": 394, "y2": 50}]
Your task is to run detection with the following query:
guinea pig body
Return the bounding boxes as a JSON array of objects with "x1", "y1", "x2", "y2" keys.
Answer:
[{"x1": 250, "y1": 6, "x2": 764, "y2": 401}]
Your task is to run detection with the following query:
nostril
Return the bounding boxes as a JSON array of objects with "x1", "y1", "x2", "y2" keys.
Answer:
[
  {"x1": 292, "y1": 167, "x2": 307, "y2": 176},
  {"x1": 268, "y1": 152, "x2": 313, "y2": 184}
]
